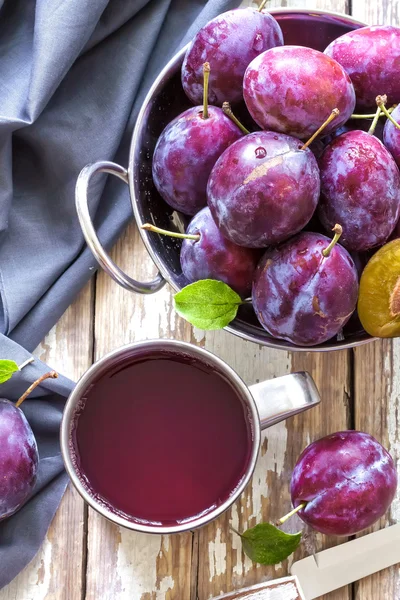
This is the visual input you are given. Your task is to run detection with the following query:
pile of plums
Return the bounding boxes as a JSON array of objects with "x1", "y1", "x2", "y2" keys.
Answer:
[{"x1": 149, "y1": 6, "x2": 400, "y2": 347}]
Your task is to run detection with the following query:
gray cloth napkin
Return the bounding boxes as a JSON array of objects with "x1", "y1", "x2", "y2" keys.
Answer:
[{"x1": 0, "y1": 0, "x2": 238, "y2": 588}]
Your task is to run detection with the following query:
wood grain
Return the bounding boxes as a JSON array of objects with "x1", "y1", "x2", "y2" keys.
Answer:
[
  {"x1": 352, "y1": 340, "x2": 400, "y2": 600},
  {"x1": 3, "y1": 1, "x2": 399, "y2": 599},
  {"x1": 348, "y1": 1, "x2": 400, "y2": 598},
  {"x1": 0, "y1": 282, "x2": 94, "y2": 600},
  {"x1": 85, "y1": 222, "x2": 195, "y2": 600}
]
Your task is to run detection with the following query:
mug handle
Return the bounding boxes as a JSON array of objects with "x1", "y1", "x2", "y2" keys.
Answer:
[
  {"x1": 249, "y1": 372, "x2": 320, "y2": 429},
  {"x1": 75, "y1": 161, "x2": 165, "y2": 294}
]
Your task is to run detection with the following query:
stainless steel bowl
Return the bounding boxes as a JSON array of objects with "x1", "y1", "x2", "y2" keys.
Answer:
[{"x1": 76, "y1": 8, "x2": 374, "y2": 352}]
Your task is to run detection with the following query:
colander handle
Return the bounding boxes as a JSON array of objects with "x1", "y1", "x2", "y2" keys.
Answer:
[{"x1": 75, "y1": 161, "x2": 165, "y2": 294}]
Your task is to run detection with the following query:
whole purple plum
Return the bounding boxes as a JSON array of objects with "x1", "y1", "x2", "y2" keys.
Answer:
[
  {"x1": 181, "y1": 8, "x2": 283, "y2": 106},
  {"x1": 152, "y1": 106, "x2": 242, "y2": 215},
  {"x1": 325, "y1": 25, "x2": 400, "y2": 109},
  {"x1": 243, "y1": 46, "x2": 356, "y2": 139},
  {"x1": 318, "y1": 130, "x2": 400, "y2": 251},
  {"x1": 0, "y1": 399, "x2": 38, "y2": 520},
  {"x1": 180, "y1": 207, "x2": 259, "y2": 297},
  {"x1": 252, "y1": 231, "x2": 359, "y2": 346},
  {"x1": 383, "y1": 104, "x2": 400, "y2": 167},
  {"x1": 207, "y1": 131, "x2": 320, "y2": 248},
  {"x1": 291, "y1": 431, "x2": 397, "y2": 536}
]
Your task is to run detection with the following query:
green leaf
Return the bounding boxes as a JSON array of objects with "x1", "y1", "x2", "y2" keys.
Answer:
[
  {"x1": 174, "y1": 279, "x2": 242, "y2": 330},
  {"x1": 239, "y1": 523, "x2": 302, "y2": 565},
  {"x1": 0, "y1": 360, "x2": 19, "y2": 384}
]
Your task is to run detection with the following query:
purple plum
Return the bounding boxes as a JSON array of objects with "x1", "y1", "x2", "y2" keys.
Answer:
[
  {"x1": 182, "y1": 8, "x2": 283, "y2": 106},
  {"x1": 207, "y1": 131, "x2": 320, "y2": 248},
  {"x1": 243, "y1": 46, "x2": 356, "y2": 139},
  {"x1": 252, "y1": 231, "x2": 359, "y2": 346},
  {"x1": 180, "y1": 207, "x2": 260, "y2": 297},
  {"x1": 325, "y1": 25, "x2": 400, "y2": 109},
  {"x1": 383, "y1": 104, "x2": 400, "y2": 167},
  {"x1": 291, "y1": 431, "x2": 398, "y2": 536},
  {"x1": 0, "y1": 399, "x2": 38, "y2": 520},
  {"x1": 318, "y1": 130, "x2": 400, "y2": 251},
  {"x1": 152, "y1": 105, "x2": 242, "y2": 215}
]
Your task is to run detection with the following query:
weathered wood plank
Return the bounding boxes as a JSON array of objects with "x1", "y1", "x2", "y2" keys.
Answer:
[
  {"x1": 87, "y1": 0, "x2": 353, "y2": 599},
  {"x1": 0, "y1": 282, "x2": 94, "y2": 600},
  {"x1": 352, "y1": 0, "x2": 399, "y2": 25},
  {"x1": 349, "y1": 0, "x2": 400, "y2": 594},
  {"x1": 198, "y1": 2, "x2": 352, "y2": 599},
  {"x1": 353, "y1": 340, "x2": 400, "y2": 599},
  {"x1": 85, "y1": 222, "x2": 194, "y2": 600}
]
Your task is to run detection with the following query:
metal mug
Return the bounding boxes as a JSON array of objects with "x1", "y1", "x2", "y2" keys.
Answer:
[{"x1": 60, "y1": 339, "x2": 320, "y2": 534}]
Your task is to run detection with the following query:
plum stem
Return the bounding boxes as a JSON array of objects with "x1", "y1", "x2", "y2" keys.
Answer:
[
  {"x1": 16, "y1": 371, "x2": 58, "y2": 408},
  {"x1": 301, "y1": 109, "x2": 340, "y2": 150},
  {"x1": 322, "y1": 224, "x2": 343, "y2": 257},
  {"x1": 142, "y1": 223, "x2": 200, "y2": 241},
  {"x1": 377, "y1": 95, "x2": 400, "y2": 131},
  {"x1": 368, "y1": 101, "x2": 385, "y2": 135},
  {"x1": 18, "y1": 357, "x2": 34, "y2": 371},
  {"x1": 276, "y1": 502, "x2": 307, "y2": 526},
  {"x1": 351, "y1": 106, "x2": 395, "y2": 119},
  {"x1": 203, "y1": 62, "x2": 210, "y2": 119},
  {"x1": 222, "y1": 102, "x2": 250, "y2": 135},
  {"x1": 258, "y1": 0, "x2": 268, "y2": 11}
]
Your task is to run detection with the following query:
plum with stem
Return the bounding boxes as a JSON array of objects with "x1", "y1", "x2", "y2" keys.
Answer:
[
  {"x1": 142, "y1": 207, "x2": 259, "y2": 297},
  {"x1": 152, "y1": 63, "x2": 243, "y2": 215},
  {"x1": 252, "y1": 226, "x2": 359, "y2": 346}
]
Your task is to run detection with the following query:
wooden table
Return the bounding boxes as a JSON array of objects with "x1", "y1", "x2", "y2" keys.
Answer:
[{"x1": 1, "y1": 0, "x2": 399, "y2": 598}]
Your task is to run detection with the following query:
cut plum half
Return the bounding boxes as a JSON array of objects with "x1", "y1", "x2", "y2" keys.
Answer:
[{"x1": 358, "y1": 239, "x2": 400, "y2": 337}]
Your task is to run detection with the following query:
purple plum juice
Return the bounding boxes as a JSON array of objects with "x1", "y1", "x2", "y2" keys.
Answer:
[{"x1": 70, "y1": 355, "x2": 253, "y2": 526}]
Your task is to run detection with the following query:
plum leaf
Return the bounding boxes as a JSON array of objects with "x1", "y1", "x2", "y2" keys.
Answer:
[
  {"x1": 174, "y1": 279, "x2": 241, "y2": 330},
  {"x1": 237, "y1": 523, "x2": 302, "y2": 565},
  {"x1": 0, "y1": 360, "x2": 19, "y2": 384}
]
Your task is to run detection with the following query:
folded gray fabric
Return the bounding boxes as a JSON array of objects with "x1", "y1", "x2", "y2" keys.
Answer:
[{"x1": 0, "y1": 0, "x2": 238, "y2": 588}]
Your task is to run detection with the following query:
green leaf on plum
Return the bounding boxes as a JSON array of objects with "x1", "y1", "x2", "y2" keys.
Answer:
[
  {"x1": 238, "y1": 523, "x2": 302, "y2": 565},
  {"x1": 174, "y1": 279, "x2": 241, "y2": 330},
  {"x1": 0, "y1": 360, "x2": 20, "y2": 384}
]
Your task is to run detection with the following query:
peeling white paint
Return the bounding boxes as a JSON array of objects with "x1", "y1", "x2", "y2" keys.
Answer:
[
  {"x1": 193, "y1": 327, "x2": 205, "y2": 343},
  {"x1": 114, "y1": 529, "x2": 175, "y2": 600},
  {"x1": 208, "y1": 528, "x2": 227, "y2": 582},
  {"x1": 230, "y1": 504, "x2": 253, "y2": 577}
]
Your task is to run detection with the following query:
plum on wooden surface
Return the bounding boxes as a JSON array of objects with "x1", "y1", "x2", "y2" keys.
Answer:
[{"x1": 291, "y1": 431, "x2": 397, "y2": 536}]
